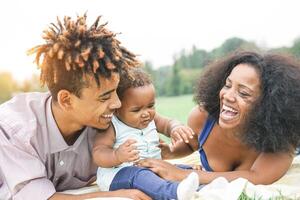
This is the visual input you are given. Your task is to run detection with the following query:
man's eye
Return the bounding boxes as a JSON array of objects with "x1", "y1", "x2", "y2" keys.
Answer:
[{"x1": 99, "y1": 97, "x2": 110, "y2": 102}]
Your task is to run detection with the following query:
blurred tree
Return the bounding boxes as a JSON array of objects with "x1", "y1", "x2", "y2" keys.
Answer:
[
  {"x1": 143, "y1": 60, "x2": 154, "y2": 75},
  {"x1": 290, "y1": 38, "x2": 300, "y2": 58},
  {"x1": 190, "y1": 46, "x2": 209, "y2": 69},
  {"x1": 154, "y1": 66, "x2": 172, "y2": 96},
  {"x1": 210, "y1": 37, "x2": 246, "y2": 59},
  {"x1": 18, "y1": 74, "x2": 47, "y2": 93},
  {"x1": 179, "y1": 68, "x2": 202, "y2": 94},
  {"x1": 167, "y1": 59, "x2": 182, "y2": 96},
  {"x1": 0, "y1": 72, "x2": 17, "y2": 103}
]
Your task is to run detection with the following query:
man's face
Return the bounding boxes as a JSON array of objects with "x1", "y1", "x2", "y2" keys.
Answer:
[{"x1": 70, "y1": 73, "x2": 121, "y2": 130}]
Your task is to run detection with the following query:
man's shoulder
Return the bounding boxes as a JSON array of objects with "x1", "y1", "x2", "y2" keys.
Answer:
[
  {"x1": 0, "y1": 92, "x2": 50, "y2": 137},
  {"x1": 0, "y1": 92, "x2": 50, "y2": 112}
]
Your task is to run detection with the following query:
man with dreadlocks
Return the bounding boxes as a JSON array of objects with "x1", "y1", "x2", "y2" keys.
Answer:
[{"x1": 0, "y1": 14, "x2": 151, "y2": 200}]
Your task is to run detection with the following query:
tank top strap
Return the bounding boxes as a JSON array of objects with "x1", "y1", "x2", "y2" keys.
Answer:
[
  {"x1": 198, "y1": 116, "x2": 216, "y2": 147},
  {"x1": 197, "y1": 116, "x2": 216, "y2": 172}
]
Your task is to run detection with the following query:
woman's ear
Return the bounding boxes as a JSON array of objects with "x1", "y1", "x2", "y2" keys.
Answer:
[{"x1": 56, "y1": 90, "x2": 73, "y2": 111}]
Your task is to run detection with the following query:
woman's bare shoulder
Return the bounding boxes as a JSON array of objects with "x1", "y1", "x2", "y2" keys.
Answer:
[{"x1": 187, "y1": 105, "x2": 209, "y2": 136}]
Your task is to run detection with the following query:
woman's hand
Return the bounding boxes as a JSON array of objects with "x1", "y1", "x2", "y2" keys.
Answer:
[
  {"x1": 158, "y1": 139, "x2": 174, "y2": 159},
  {"x1": 136, "y1": 158, "x2": 189, "y2": 181}
]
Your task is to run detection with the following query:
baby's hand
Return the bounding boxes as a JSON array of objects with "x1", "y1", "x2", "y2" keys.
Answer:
[
  {"x1": 170, "y1": 125, "x2": 195, "y2": 148},
  {"x1": 114, "y1": 139, "x2": 140, "y2": 163}
]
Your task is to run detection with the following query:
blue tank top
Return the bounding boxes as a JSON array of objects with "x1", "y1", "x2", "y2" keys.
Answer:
[{"x1": 198, "y1": 116, "x2": 215, "y2": 172}]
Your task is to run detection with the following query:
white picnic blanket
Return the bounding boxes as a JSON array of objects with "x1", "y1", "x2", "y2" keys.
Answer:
[
  {"x1": 192, "y1": 155, "x2": 300, "y2": 200},
  {"x1": 64, "y1": 152, "x2": 300, "y2": 200}
]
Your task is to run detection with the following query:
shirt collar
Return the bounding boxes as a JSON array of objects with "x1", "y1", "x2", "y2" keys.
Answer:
[{"x1": 46, "y1": 96, "x2": 87, "y2": 154}]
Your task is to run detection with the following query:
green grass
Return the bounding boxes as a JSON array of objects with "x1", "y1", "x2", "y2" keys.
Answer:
[
  {"x1": 156, "y1": 94, "x2": 195, "y2": 123},
  {"x1": 238, "y1": 191, "x2": 294, "y2": 200},
  {"x1": 156, "y1": 94, "x2": 195, "y2": 143}
]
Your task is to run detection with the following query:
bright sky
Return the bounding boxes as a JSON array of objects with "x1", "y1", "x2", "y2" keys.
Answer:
[{"x1": 0, "y1": 0, "x2": 299, "y2": 81}]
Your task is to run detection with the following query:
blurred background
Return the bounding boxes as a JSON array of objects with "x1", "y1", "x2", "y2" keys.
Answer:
[{"x1": 1, "y1": 0, "x2": 300, "y2": 109}]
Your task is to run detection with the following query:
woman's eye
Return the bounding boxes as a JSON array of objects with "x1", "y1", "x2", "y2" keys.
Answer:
[
  {"x1": 239, "y1": 92, "x2": 250, "y2": 97},
  {"x1": 223, "y1": 84, "x2": 231, "y2": 88}
]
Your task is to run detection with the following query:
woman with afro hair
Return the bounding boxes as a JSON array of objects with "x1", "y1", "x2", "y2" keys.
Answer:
[{"x1": 137, "y1": 51, "x2": 300, "y2": 185}]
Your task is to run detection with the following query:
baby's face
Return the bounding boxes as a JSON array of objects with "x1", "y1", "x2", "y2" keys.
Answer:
[{"x1": 116, "y1": 84, "x2": 156, "y2": 129}]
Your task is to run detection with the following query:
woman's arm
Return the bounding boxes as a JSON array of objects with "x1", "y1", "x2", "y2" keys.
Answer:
[{"x1": 138, "y1": 151, "x2": 294, "y2": 185}]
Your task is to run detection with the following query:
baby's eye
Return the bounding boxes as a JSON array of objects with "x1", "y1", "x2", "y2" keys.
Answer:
[
  {"x1": 131, "y1": 109, "x2": 140, "y2": 112},
  {"x1": 148, "y1": 104, "x2": 155, "y2": 108}
]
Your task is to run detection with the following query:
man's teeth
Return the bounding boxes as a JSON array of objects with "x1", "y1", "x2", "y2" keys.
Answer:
[
  {"x1": 222, "y1": 105, "x2": 238, "y2": 113},
  {"x1": 102, "y1": 114, "x2": 113, "y2": 118}
]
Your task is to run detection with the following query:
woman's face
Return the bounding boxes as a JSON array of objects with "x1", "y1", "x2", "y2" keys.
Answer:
[{"x1": 219, "y1": 63, "x2": 261, "y2": 130}]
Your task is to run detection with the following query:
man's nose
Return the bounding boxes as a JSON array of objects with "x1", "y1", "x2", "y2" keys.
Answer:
[{"x1": 110, "y1": 95, "x2": 121, "y2": 109}]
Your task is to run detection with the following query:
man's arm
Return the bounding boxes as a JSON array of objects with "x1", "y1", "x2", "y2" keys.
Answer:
[
  {"x1": 0, "y1": 128, "x2": 56, "y2": 200},
  {"x1": 92, "y1": 125, "x2": 121, "y2": 167},
  {"x1": 0, "y1": 127, "x2": 151, "y2": 200}
]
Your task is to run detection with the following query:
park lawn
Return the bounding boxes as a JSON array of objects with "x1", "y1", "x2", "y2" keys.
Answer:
[
  {"x1": 156, "y1": 94, "x2": 195, "y2": 124},
  {"x1": 156, "y1": 94, "x2": 195, "y2": 143}
]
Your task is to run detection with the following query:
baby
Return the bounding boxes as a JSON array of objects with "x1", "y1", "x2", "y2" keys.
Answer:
[{"x1": 93, "y1": 68, "x2": 199, "y2": 200}]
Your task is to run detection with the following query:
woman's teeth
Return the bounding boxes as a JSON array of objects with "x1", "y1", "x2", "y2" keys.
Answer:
[{"x1": 221, "y1": 104, "x2": 238, "y2": 120}]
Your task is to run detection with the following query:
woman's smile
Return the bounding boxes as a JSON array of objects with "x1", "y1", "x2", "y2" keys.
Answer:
[{"x1": 220, "y1": 104, "x2": 239, "y2": 122}]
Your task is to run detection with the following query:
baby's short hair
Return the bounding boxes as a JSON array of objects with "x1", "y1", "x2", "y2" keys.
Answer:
[{"x1": 117, "y1": 68, "x2": 152, "y2": 100}]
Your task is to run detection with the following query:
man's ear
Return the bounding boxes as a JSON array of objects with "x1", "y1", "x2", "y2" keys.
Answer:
[{"x1": 56, "y1": 90, "x2": 73, "y2": 111}]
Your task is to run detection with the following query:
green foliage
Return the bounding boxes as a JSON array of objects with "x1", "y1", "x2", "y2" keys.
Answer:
[
  {"x1": 147, "y1": 36, "x2": 300, "y2": 97},
  {"x1": 0, "y1": 73, "x2": 47, "y2": 104},
  {"x1": 179, "y1": 68, "x2": 202, "y2": 94},
  {"x1": 2, "y1": 36, "x2": 300, "y2": 102},
  {"x1": 0, "y1": 72, "x2": 17, "y2": 103},
  {"x1": 238, "y1": 191, "x2": 296, "y2": 200},
  {"x1": 150, "y1": 37, "x2": 263, "y2": 97},
  {"x1": 18, "y1": 74, "x2": 48, "y2": 93},
  {"x1": 290, "y1": 38, "x2": 300, "y2": 58},
  {"x1": 210, "y1": 37, "x2": 245, "y2": 59}
]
